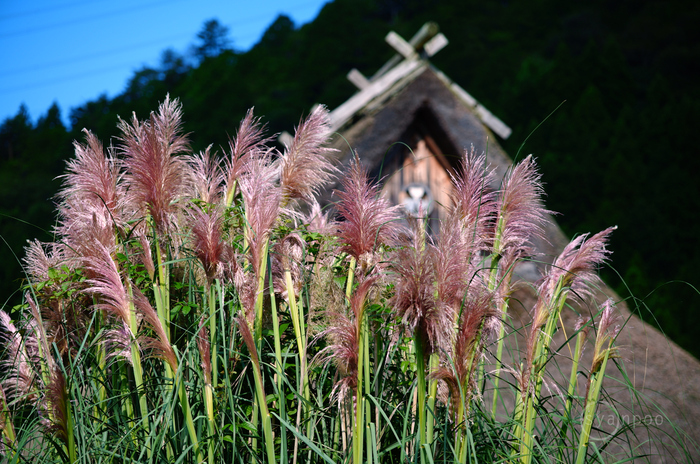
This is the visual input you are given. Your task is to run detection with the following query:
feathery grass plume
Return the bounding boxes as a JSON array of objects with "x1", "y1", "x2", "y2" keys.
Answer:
[
  {"x1": 23, "y1": 240, "x2": 64, "y2": 284},
  {"x1": 335, "y1": 155, "x2": 402, "y2": 269},
  {"x1": 488, "y1": 155, "x2": 550, "y2": 419},
  {"x1": 119, "y1": 95, "x2": 189, "y2": 346},
  {"x1": 588, "y1": 299, "x2": 620, "y2": 382},
  {"x1": 305, "y1": 197, "x2": 337, "y2": 235},
  {"x1": 391, "y1": 217, "x2": 456, "y2": 460},
  {"x1": 54, "y1": 130, "x2": 124, "y2": 259},
  {"x1": 525, "y1": 226, "x2": 616, "y2": 389},
  {"x1": 489, "y1": 154, "x2": 549, "y2": 323},
  {"x1": 81, "y1": 240, "x2": 152, "y2": 443},
  {"x1": 83, "y1": 241, "x2": 133, "y2": 327},
  {"x1": 223, "y1": 108, "x2": 270, "y2": 207},
  {"x1": 189, "y1": 205, "x2": 227, "y2": 405},
  {"x1": 133, "y1": 287, "x2": 177, "y2": 371},
  {"x1": 271, "y1": 233, "x2": 305, "y2": 305},
  {"x1": 431, "y1": 290, "x2": 496, "y2": 410},
  {"x1": 135, "y1": 231, "x2": 155, "y2": 281},
  {"x1": 188, "y1": 145, "x2": 224, "y2": 204},
  {"x1": 238, "y1": 148, "x2": 281, "y2": 346},
  {"x1": 190, "y1": 206, "x2": 228, "y2": 287},
  {"x1": 58, "y1": 207, "x2": 123, "y2": 271},
  {"x1": 433, "y1": 211, "x2": 478, "y2": 336},
  {"x1": 391, "y1": 218, "x2": 436, "y2": 348},
  {"x1": 539, "y1": 226, "x2": 617, "y2": 313},
  {"x1": 23, "y1": 246, "x2": 87, "y2": 358},
  {"x1": 316, "y1": 275, "x2": 378, "y2": 393},
  {"x1": 517, "y1": 226, "x2": 615, "y2": 464},
  {"x1": 239, "y1": 151, "x2": 281, "y2": 281},
  {"x1": 334, "y1": 156, "x2": 401, "y2": 464},
  {"x1": 277, "y1": 105, "x2": 338, "y2": 205},
  {"x1": 237, "y1": 150, "x2": 282, "y2": 460},
  {"x1": 576, "y1": 299, "x2": 620, "y2": 464},
  {"x1": 427, "y1": 210, "x2": 487, "y2": 450},
  {"x1": 58, "y1": 129, "x2": 124, "y2": 222},
  {"x1": 492, "y1": 155, "x2": 549, "y2": 262},
  {"x1": 449, "y1": 147, "x2": 497, "y2": 250},
  {"x1": 0, "y1": 310, "x2": 36, "y2": 404},
  {"x1": 83, "y1": 239, "x2": 176, "y2": 369},
  {"x1": 430, "y1": 290, "x2": 497, "y2": 460},
  {"x1": 119, "y1": 94, "x2": 190, "y2": 236},
  {"x1": 102, "y1": 321, "x2": 132, "y2": 364}
]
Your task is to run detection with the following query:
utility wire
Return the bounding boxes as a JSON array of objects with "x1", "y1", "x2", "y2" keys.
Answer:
[
  {"x1": 0, "y1": 32, "x2": 271, "y2": 96},
  {"x1": 0, "y1": 0, "x2": 113, "y2": 21},
  {"x1": 1, "y1": 0, "x2": 323, "y2": 77},
  {"x1": 0, "y1": 0, "x2": 322, "y2": 39},
  {"x1": 0, "y1": 0, "x2": 188, "y2": 38},
  {"x1": 4, "y1": 33, "x2": 193, "y2": 77}
]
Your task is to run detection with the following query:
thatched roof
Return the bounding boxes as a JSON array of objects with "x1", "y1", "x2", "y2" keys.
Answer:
[{"x1": 318, "y1": 25, "x2": 700, "y2": 462}]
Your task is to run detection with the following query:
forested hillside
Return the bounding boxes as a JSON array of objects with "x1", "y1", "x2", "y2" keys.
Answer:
[{"x1": 1, "y1": 0, "x2": 698, "y2": 356}]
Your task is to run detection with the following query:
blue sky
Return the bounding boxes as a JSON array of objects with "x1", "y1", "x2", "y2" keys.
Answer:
[{"x1": 0, "y1": 0, "x2": 329, "y2": 126}]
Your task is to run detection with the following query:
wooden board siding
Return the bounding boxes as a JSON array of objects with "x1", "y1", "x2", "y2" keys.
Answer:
[{"x1": 380, "y1": 134, "x2": 454, "y2": 233}]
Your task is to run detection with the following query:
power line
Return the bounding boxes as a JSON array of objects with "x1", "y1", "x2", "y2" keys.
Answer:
[
  {"x1": 0, "y1": 61, "x2": 149, "y2": 97},
  {"x1": 0, "y1": 0, "x2": 188, "y2": 39},
  {"x1": 1, "y1": 0, "x2": 324, "y2": 77},
  {"x1": 0, "y1": 0, "x2": 113, "y2": 21},
  {"x1": 0, "y1": 0, "x2": 324, "y2": 40},
  {"x1": 3, "y1": 33, "x2": 193, "y2": 77},
  {"x1": 0, "y1": 31, "x2": 272, "y2": 97},
  {"x1": 0, "y1": 1, "x2": 328, "y2": 99}
]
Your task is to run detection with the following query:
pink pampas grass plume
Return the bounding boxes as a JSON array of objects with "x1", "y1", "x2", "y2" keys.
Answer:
[
  {"x1": 590, "y1": 299, "x2": 621, "y2": 374},
  {"x1": 493, "y1": 155, "x2": 550, "y2": 260},
  {"x1": 223, "y1": 108, "x2": 270, "y2": 205},
  {"x1": 197, "y1": 317, "x2": 212, "y2": 386},
  {"x1": 304, "y1": 198, "x2": 337, "y2": 235},
  {"x1": 429, "y1": 291, "x2": 496, "y2": 412},
  {"x1": 335, "y1": 156, "x2": 402, "y2": 261},
  {"x1": 133, "y1": 287, "x2": 177, "y2": 371},
  {"x1": 539, "y1": 226, "x2": 617, "y2": 314},
  {"x1": 277, "y1": 105, "x2": 338, "y2": 204},
  {"x1": 315, "y1": 276, "x2": 377, "y2": 401},
  {"x1": 239, "y1": 151, "x2": 281, "y2": 278},
  {"x1": 119, "y1": 95, "x2": 190, "y2": 236},
  {"x1": 0, "y1": 310, "x2": 36, "y2": 403},
  {"x1": 23, "y1": 240, "x2": 63, "y2": 283},
  {"x1": 449, "y1": 147, "x2": 497, "y2": 251},
  {"x1": 58, "y1": 129, "x2": 124, "y2": 218},
  {"x1": 82, "y1": 242, "x2": 132, "y2": 326},
  {"x1": 188, "y1": 145, "x2": 224, "y2": 204},
  {"x1": 391, "y1": 219, "x2": 435, "y2": 347},
  {"x1": 271, "y1": 233, "x2": 305, "y2": 304},
  {"x1": 524, "y1": 226, "x2": 616, "y2": 385},
  {"x1": 189, "y1": 206, "x2": 228, "y2": 287}
]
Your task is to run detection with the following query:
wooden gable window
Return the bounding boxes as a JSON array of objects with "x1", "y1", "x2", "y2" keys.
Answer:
[{"x1": 381, "y1": 130, "x2": 455, "y2": 234}]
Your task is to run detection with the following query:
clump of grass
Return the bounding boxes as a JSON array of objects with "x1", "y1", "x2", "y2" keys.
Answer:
[{"x1": 0, "y1": 98, "x2": 695, "y2": 464}]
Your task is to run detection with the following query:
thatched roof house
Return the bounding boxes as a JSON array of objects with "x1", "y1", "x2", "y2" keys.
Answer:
[{"x1": 315, "y1": 23, "x2": 700, "y2": 462}]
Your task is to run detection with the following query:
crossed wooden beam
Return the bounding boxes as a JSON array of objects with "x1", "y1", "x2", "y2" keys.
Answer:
[{"x1": 330, "y1": 22, "x2": 512, "y2": 139}]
